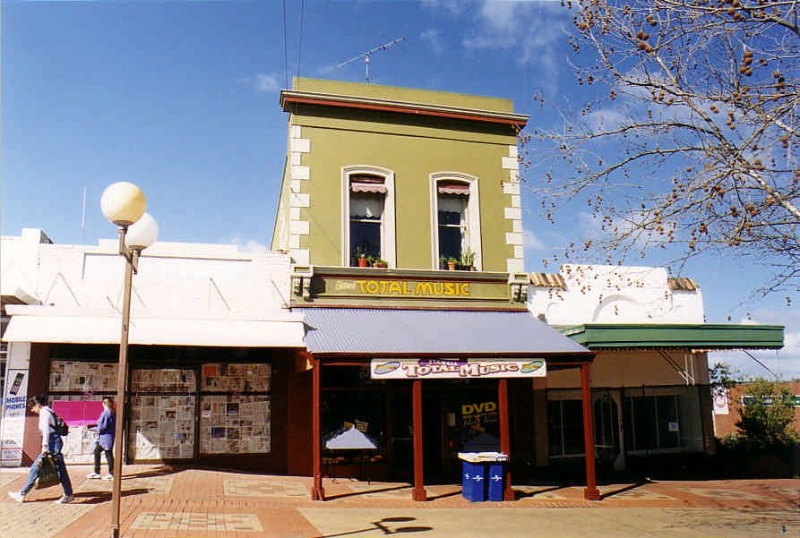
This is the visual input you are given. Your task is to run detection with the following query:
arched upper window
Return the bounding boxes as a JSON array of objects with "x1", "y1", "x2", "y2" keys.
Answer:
[
  {"x1": 430, "y1": 173, "x2": 482, "y2": 270},
  {"x1": 342, "y1": 166, "x2": 396, "y2": 268}
]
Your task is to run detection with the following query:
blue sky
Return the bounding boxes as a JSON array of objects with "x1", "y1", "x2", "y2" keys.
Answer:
[{"x1": 2, "y1": 0, "x2": 797, "y2": 378}]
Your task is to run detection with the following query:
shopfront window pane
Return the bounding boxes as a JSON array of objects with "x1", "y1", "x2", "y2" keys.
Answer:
[
  {"x1": 547, "y1": 399, "x2": 584, "y2": 457},
  {"x1": 656, "y1": 395, "x2": 680, "y2": 449},
  {"x1": 444, "y1": 391, "x2": 500, "y2": 457},
  {"x1": 199, "y1": 363, "x2": 272, "y2": 455},
  {"x1": 129, "y1": 368, "x2": 197, "y2": 460},
  {"x1": 623, "y1": 393, "x2": 681, "y2": 452}
]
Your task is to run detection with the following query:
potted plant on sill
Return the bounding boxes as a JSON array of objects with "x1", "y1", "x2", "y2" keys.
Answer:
[
  {"x1": 460, "y1": 248, "x2": 476, "y2": 271},
  {"x1": 372, "y1": 259, "x2": 388, "y2": 268},
  {"x1": 446, "y1": 257, "x2": 458, "y2": 271},
  {"x1": 354, "y1": 245, "x2": 370, "y2": 267}
]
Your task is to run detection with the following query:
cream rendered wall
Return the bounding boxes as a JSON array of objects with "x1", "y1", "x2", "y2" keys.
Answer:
[
  {"x1": 0, "y1": 229, "x2": 52, "y2": 304},
  {"x1": 528, "y1": 264, "x2": 709, "y2": 389},
  {"x1": 528, "y1": 264, "x2": 705, "y2": 326},
  {"x1": 2, "y1": 229, "x2": 293, "y2": 320},
  {"x1": 547, "y1": 351, "x2": 710, "y2": 389}
]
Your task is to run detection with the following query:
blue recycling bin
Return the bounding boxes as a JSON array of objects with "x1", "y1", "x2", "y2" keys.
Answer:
[
  {"x1": 487, "y1": 462, "x2": 505, "y2": 501},
  {"x1": 461, "y1": 460, "x2": 487, "y2": 502},
  {"x1": 459, "y1": 452, "x2": 507, "y2": 502}
]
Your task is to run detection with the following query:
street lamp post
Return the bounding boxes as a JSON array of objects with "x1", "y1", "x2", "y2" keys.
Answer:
[{"x1": 101, "y1": 182, "x2": 158, "y2": 538}]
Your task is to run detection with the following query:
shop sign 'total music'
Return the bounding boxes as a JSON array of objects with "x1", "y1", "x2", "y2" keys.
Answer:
[
  {"x1": 370, "y1": 358, "x2": 547, "y2": 379},
  {"x1": 335, "y1": 279, "x2": 471, "y2": 297}
]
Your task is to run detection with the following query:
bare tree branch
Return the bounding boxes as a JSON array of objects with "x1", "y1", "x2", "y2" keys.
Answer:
[{"x1": 526, "y1": 0, "x2": 799, "y2": 296}]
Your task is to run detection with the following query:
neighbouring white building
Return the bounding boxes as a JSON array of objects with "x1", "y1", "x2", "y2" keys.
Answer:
[
  {"x1": 526, "y1": 264, "x2": 782, "y2": 477},
  {"x1": 1, "y1": 228, "x2": 304, "y2": 468}
]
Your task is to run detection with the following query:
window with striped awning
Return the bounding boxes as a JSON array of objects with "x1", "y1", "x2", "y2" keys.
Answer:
[
  {"x1": 437, "y1": 181, "x2": 470, "y2": 195},
  {"x1": 350, "y1": 174, "x2": 387, "y2": 194}
]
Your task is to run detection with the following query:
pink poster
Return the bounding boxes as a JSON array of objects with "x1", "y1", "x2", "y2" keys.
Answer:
[{"x1": 52, "y1": 400, "x2": 105, "y2": 426}]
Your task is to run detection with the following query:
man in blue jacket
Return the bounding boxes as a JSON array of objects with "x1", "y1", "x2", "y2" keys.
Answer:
[{"x1": 86, "y1": 396, "x2": 115, "y2": 480}]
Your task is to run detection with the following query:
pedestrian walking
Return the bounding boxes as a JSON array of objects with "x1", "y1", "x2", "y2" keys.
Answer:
[
  {"x1": 8, "y1": 395, "x2": 74, "y2": 504},
  {"x1": 86, "y1": 396, "x2": 115, "y2": 480}
]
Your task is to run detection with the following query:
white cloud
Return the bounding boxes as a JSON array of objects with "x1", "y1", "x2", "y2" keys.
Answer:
[
  {"x1": 477, "y1": 0, "x2": 518, "y2": 32},
  {"x1": 228, "y1": 236, "x2": 268, "y2": 253},
  {"x1": 749, "y1": 309, "x2": 800, "y2": 380},
  {"x1": 523, "y1": 228, "x2": 546, "y2": 249},
  {"x1": 420, "y1": 28, "x2": 445, "y2": 55},
  {"x1": 457, "y1": 0, "x2": 568, "y2": 96},
  {"x1": 238, "y1": 73, "x2": 282, "y2": 93},
  {"x1": 256, "y1": 74, "x2": 280, "y2": 93},
  {"x1": 585, "y1": 108, "x2": 627, "y2": 132},
  {"x1": 422, "y1": 1, "x2": 569, "y2": 94},
  {"x1": 709, "y1": 308, "x2": 800, "y2": 381},
  {"x1": 421, "y1": 0, "x2": 468, "y2": 16},
  {"x1": 464, "y1": 1, "x2": 521, "y2": 50}
]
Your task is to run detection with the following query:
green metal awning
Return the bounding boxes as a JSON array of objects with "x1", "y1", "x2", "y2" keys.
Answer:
[{"x1": 561, "y1": 323, "x2": 784, "y2": 351}]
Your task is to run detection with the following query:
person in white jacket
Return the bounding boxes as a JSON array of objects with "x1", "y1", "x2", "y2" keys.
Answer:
[{"x1": 8, "y1": 395, "x2": 74, "y2": 503}]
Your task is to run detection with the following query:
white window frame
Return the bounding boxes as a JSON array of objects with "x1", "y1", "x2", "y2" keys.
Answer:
[
  {"x1": 430, "y1": 172, "x2": 482, "y2": 270},
  {"x1": 341, "y1": 165, "x2": 396, "y2": 268}
]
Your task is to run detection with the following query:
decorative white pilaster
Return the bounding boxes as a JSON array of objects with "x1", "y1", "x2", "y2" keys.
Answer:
[
  {"x1": 502, "y1": 144, "x2": 524, "y2": 273},
  {"x1": 289, "y1": 125, "x2": 311, "y2": 266}
]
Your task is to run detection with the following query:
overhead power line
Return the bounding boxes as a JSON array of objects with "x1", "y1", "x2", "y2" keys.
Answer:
[
  {"x1": 295, "y1": 0, "x2": 305, "y2": 81},
  {"x1": 282, "y1": 0, "x2": 289, "y2": 88}
]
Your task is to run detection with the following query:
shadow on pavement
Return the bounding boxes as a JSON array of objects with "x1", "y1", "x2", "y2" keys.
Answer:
[
  {"x1": 313, "y1": 516, "x2": 433, "y2": 537},
  {"x1": 426, "y1": 489, "x2": 461, "y2": 501},
  {"x1": 122, "y1": 465, "x2": 175, "y2": 480},
  {"x1": 324, "y1": 484, "x2": 411, "y2": 501},
  {"x1": 598, "y1": 479, "x2": 651, "y2": 500},
  {"x1": 74, "y1": 487, "x2": 152, "y2": 504},
  {"x1": 514, "y1": 484, "x2": 569, "y2": 499}
]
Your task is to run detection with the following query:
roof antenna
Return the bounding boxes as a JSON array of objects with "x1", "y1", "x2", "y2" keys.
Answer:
[{"x1": 336, "y1": 37, "x2": 405, "y2": 83}]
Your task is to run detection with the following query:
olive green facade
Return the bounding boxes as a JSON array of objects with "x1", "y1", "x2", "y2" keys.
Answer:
[{"x1": 272, "y1": 78, "x2": 528, "y2": 277}]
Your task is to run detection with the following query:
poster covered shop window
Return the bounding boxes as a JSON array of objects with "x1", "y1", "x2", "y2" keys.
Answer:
[
  {"x1": 199, "y1": 363, "x2": 272, "y2": 455},
  {"x1": 48, "y1": 360, "x2": 119, "y2": 464},
  {"x1": 50, "y1": 360, "x2": 119, "y2": 394},
  {"x1": 128, "y1": 368, "x2": 196, "y2": 461}
]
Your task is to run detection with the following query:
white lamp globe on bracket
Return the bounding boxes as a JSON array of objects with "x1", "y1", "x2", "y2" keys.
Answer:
[
  {"x1": 101, "y1": 181, "x2": 147, "y2": 227},
  {"x1": 125, "y1": 212, "x2": 159, "y2": 250}
]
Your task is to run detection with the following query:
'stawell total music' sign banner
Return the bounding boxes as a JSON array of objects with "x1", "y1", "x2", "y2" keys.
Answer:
[{"x1": 370, "y1": 358, "x2": 547, "y2": 380}]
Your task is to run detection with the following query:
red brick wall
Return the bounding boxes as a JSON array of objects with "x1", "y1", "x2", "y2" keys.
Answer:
[{"x1": 713, "y1": 381, "x2": 800, "y2": 438}]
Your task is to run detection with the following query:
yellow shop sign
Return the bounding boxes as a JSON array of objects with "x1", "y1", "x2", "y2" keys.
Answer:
[{"x1": 338, "y1": 279, "x2": 471, "y2": 297}]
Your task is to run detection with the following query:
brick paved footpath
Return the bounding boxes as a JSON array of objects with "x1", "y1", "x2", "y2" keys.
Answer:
[{"x1": 1, "y1": 464, "x2": 798, "y2": 538}]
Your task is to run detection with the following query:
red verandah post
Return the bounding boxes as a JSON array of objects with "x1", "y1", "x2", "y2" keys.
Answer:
[
  {"x1": 498, "y1": 378, "x2": 514, "y2": 501},
  {"x1": 581, "y1": 362, "x2": 601, "y2": 501},
  {"x1": 411, "y1": 379, "x2": 427, "y2": 501},
  {"x1": 311, "y1": 353, "x2": 325, "y2": 500}
]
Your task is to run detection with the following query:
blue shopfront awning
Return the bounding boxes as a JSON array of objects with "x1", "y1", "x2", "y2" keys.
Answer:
[{"x1": 299, "y1": 308, "x2": 592, "y2": 358}]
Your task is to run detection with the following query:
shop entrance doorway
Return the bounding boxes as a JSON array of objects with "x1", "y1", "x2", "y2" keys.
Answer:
[
  {"x1": 386, "y1": 382, "x2": 500, "y2": 484},
  {"x1": 385, "y1": 392, "x2": 447, "y2": 483}
]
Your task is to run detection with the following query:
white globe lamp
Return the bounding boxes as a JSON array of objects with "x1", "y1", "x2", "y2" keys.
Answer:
[
  {"x1": 125, "y1": 212, "x2": 159, "y2": 249},
  {"x1": 101, "y1": 181, "x2": 147, "y2": 226}
]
